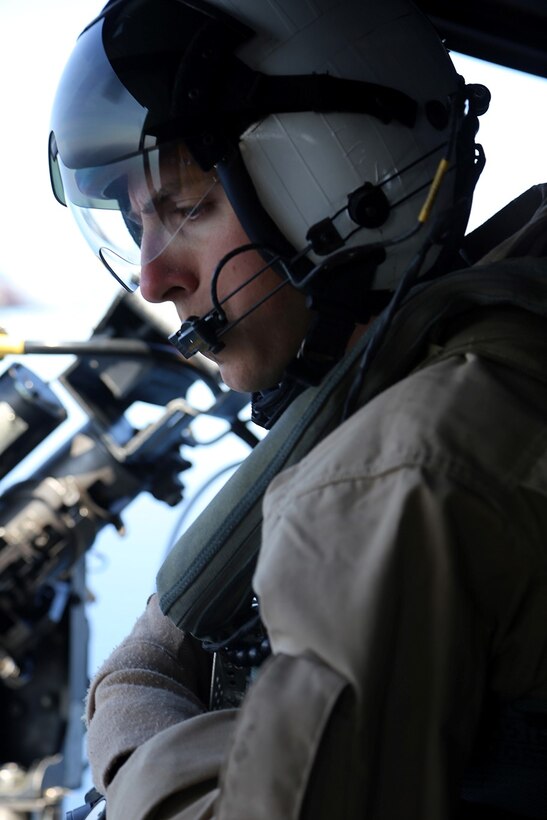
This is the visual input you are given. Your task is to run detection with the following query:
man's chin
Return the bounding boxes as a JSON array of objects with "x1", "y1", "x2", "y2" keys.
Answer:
[
  {"x1": 216, "y1": 360, "x2": 261, "y2": 394},
  {"x1": 218, "y1": 371, "x2": 251, "y2": 393}
]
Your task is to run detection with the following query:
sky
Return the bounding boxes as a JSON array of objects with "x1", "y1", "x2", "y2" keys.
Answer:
[
  {"x1": 1, "y1": 0, "x2": 547, "y2": 811},
  {"x1": 0, "y1": 0, "x2": 116, "y2": 319}
]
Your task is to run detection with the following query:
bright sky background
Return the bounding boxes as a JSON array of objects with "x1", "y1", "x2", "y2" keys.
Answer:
[
  {"x1": 0, "y1": 0, "x2": 117, "y2": 318},
  {"x1": 1, "y1": 0, "x2": 547, "y2": 313},
  {"x1": 1, "y1": 0, "x2": 547, "y2": 310},
  {"x1": 1, "y1": 0, "x2": 547, "y2": 810}
]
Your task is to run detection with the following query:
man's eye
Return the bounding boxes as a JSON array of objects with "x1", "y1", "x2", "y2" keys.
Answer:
[
  {"x1": 156, "y1": 200, "x2": 211, "y2": 231},
  {"x1": 174, "y1": 201, "x2": 208, "y2": 221}
]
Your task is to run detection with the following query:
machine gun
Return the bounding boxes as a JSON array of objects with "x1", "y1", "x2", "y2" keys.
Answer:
[{"x1": 0, "y1": 292, "x2": 256, "y2": 819}]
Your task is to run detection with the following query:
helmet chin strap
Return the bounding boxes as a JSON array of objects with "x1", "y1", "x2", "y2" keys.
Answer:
[
  {"x1": 253, "y1": 244, "x2": 391, "y2": 429},
  {"x1": 284, "y1": 245, "x2": 388, "y2": 386}
]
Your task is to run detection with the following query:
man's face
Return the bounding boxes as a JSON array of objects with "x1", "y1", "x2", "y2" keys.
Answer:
[{"x1": 129, "y1": 146, "x2": 311, "y2": 392}]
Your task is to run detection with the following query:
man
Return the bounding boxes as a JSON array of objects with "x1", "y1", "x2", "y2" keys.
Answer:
[{"x1": 50, "y1": 0, "x2": 547, "y2": 817}]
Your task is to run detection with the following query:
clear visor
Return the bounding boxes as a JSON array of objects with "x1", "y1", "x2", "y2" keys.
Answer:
[{"x1": 56, "y1": 141, "x2": 218, "y2": 291}]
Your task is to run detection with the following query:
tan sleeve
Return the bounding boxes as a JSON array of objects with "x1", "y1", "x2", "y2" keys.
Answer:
[
  {"x1": 102, "y1": 652, "x2": 353, "y2": 820},
  {"x1": 106, "y1": 710, "x2": 238, "y2": 820},
  {"x1": 85, "y1": 594, "x2": 212, "y2": 793}
]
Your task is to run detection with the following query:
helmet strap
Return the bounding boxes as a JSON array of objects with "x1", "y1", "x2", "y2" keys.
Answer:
[
  {"x1": 287, "y1": 245, "x2": 388, "y2": 384},
  {"x1": 251, "y1": 246, "x2": 389, "y2": 427}
]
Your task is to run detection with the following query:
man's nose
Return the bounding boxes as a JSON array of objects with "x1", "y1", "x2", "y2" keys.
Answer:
[{"x1": 139, "y1": 245, "x2": 199, "y2": 303}]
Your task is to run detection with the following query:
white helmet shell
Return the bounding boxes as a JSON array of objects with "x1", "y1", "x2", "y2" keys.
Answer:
[{"x1": 209, "y1": 0, "x2": 462, "y2": 289}]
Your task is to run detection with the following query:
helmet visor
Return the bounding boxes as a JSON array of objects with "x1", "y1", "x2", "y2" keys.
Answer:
[
  {"x1": 47, "y1": 2, "x2": 228, "y2": 290},
  {"x1": 53, "y1": 138, "x2": 218, "y2": 291}
]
